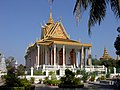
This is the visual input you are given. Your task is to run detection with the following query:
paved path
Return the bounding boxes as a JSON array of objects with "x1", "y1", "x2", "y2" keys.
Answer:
[{"x1": 35, "y1": 83, "x2": 114, "y2": 90}]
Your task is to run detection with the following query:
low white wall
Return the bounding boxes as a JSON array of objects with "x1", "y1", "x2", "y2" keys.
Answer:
[
  {"x1": 110, "y1": 73, "x2": 120, "y2": 78},
  {"x1": 0, "y1": 73, "x2": 7, "y2": 77},
  {"x1": 19, "y1": 75, "x2": 61, "y2": 84}
]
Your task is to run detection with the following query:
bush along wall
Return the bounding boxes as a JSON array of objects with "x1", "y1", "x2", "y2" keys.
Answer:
[
  {"x1": 58, "y1": 69, "x2": 84, "y2": 88},
  {"x1": 1, "y1": 65, "x2": 35, "y2": 90}
]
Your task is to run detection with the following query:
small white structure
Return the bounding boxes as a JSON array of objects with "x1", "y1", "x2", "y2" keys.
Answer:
[
  {"x1": 0, "y1": 56, "x2": 7, "y2": 73},
  {"x1": 113, "y1": 67, "x2": 116, "y2": 74}
]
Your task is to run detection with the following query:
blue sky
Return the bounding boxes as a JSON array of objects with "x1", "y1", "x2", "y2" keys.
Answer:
[{"x1": 0, "y1": 0, "x2": 119, "y2": 64}]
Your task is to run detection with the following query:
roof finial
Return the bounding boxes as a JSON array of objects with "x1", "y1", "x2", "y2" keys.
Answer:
[{"x1": 48, "y1": 0, "x2": 54, "y2": 24}]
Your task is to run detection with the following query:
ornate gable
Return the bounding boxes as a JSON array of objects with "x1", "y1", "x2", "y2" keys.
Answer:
[
  {"x1": 41, "y1": 11, "x2": 69, "y2": 40},
  {"x1": 51, "y1": 22, "x2": 69, "y2": 39}
]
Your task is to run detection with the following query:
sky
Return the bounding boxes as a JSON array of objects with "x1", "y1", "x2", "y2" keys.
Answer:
[{"x1": 0, "y1": 0, "x2": 119, "y2": 65}]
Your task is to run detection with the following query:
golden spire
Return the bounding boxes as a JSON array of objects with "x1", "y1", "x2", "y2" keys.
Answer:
[
  {"x1": 47, "y1": 0, "x2": 54, "y2": 24},
  {"x1": 47, "y1": 10, "x2": 54, "y2": 24}
]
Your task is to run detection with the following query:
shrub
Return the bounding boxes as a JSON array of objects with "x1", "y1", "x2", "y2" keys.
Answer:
[
  {"x1": 20, "y1": 78, "x2": 31, "y2": 88},
  {"x1": 49, "y1": 71, "x2": 54, "y2": 75},
  {"x1": 76, "y1": 70, "x2": 81, "y2": 75},
  {"x1": 33, "y1": 70, "x2": 43, "y2": 75},
  {"x1": 81, "y1": 70, "x2": 90, "y2": 83},
  {"x1": 12, "y1": 87, "x2": 25, "y2": 90},
  {"x1": 51, "y1": 72, "x2": 57, "y2": 80},
  {"x1": 106, "y1": 73, "x2": 110, "y2": 78},
  {"x1": 59, "y1": 69, "x2": 84, "y2": 88},
  {"x1": 47, "y1": 79, "x2": 60, "y2": 85},
  {"x1": 43, "y1": 71, "x2": 46, "y2": 75},
  {"x1": 39, "y1": 79, "x2": 42, "y2": 84},
  {"x1": 43, "y1": 77, "x2": 49, "y2": 84},
  {"x1": 100, "y1": 75, "x2": 106, "y2": 80},
  {"x1": 89, "y1": 76, "x2": 95, "y2": 82},
  {"x1": 30, "y1": 77, "x2": 35, "y2": 84}
]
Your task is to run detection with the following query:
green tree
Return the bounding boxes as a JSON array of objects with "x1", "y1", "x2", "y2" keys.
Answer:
[
  {"x1": 4, "y1": 65, "x2": 32, "y2": 89},
  {"x1": 17, "y1": 64, "x2": 25, "y2": 76},
  {"x1": 114, "y1": 27, "x2": 120, "y2": 56},
  {"x1": 100, "y1": 59, "x2": 116, "y2": 68},
  {"x1": 5, "y1": 56, "x2": 15, "y2": 68},
  {"x1": 4, "y1": 66, "x2": 21, "y2": 87},
  {"x1": 116, "y1": 60, "x2": 120, "y2": 68},
  {"x1": 92, "y1": 59, "x2": 101, "y2": 65}
]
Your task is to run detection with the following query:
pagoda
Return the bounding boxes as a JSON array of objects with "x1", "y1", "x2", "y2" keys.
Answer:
[{"x1": 100, "y1": 48, "x2": 113, "y2": 60}]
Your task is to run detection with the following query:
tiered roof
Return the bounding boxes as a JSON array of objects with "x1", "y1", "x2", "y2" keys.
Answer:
[
  {"x1": 41, "y1": 11, "x2": 69, "y2": 40},
  {"x1": 26, "y1": 11, "x2": 92, "y2": 51},
  {"x1": 100, "y1": 48, "x2": 113, "y2": 60}
]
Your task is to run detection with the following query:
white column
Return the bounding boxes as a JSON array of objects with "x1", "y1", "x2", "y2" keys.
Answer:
[
  {"x1": 84, "y1": 48, "x2": 86, "y2": 67},
  {"x1": 31, "y1": 67, "x2": 34, "y2": 76},
  {"x1": 37, "y1": 45, "x2": 40, "y2": 69},
  {"x1": 63, "y1": 45, "x2": 65, "y2": 66},
  {"x1": 46, "y1": 70, "x2": 49, "y2": 76},
  {"x1": 81, "y1": 47, "x2": 84, "y2": 69},
  {"x1": 51, "y1": 47, "x2": 53, "y2": 65},
  {"x1": 76, "y1": 51, "x2": 79, "y2": 67},
  {"x1": 54, "y1": 44, "x2": 56, "y2": 66},
  {"x1": 114, "y1": 67, "x2": 116, "y2": 74},
  {"x1": 88, "y1": 47, "x2": 92, "y2": 66},
  {"x1": 105, "y1": 67, "x2": 107, "y2": 74},
  {"x1": 79, "y1": 49, "x2": 81, "y2": 68}
]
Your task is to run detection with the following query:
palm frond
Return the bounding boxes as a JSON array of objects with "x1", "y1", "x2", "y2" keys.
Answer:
[
  {"x1": 73, "y1": 0, "x2": 89, "y2": 21},
  {"x1": 110, "y1": 0, "x2": 120, "y2": 18},
  {"x1": 117, "y1": 26, "x2": 120, "y2": 32},
  {"x1": 88, "y1": 0, "x2": 107, "y2": 34},
  {"x1": 48, "y1": 0, "x2": 54, "y2": 5}
]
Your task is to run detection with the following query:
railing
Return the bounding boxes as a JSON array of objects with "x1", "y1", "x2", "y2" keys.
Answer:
[
  {"x1": 40, "y1": 65, "x2": 73, "y2": 69},
  {"x1": 84, "y1": 65, "x2": 106, "y2": 72},
  {"x1": 38, "y1": 65, "x2": 106, "y2": 72}
]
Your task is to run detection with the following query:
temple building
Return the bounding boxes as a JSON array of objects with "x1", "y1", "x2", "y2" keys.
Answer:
[
  {"x1": 100, "y1": 48, "x2": 113, "y2": 60},
  {"x1": 25, "y1": 11, "x2": 92, "y2": 75}
]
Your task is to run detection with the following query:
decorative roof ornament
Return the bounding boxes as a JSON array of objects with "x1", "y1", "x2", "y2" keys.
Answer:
[
  {"x1": 47, "y1": 0, "x2": 54, "y2": 24},
  {"x1": 47, "y1": 10, "x2": 54, "y2": 24}
]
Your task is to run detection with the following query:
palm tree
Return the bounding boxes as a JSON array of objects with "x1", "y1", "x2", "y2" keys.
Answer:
[
  {"x1": 73, "y1": 0, "x2": 120, "y2": 34},
  {"x1": 114, "y1": 27, "x2": 120, "y2": 55},
  {"x1": 51, "y1": 0, "x2": 120, "y2": 34}
]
